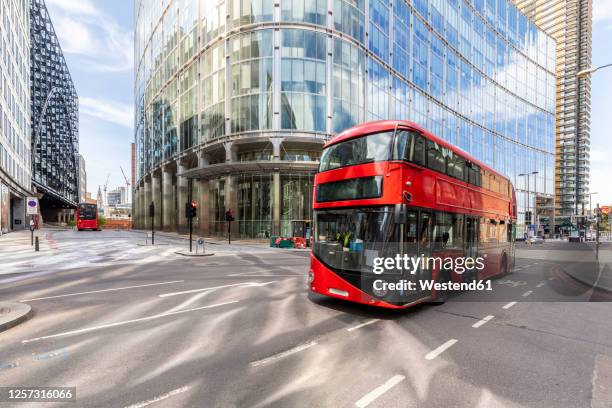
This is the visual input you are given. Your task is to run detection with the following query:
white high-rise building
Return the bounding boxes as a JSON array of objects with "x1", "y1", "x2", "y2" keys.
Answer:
[{"x1": 0, "y1": 0, "x2": 32, "y2": 234}]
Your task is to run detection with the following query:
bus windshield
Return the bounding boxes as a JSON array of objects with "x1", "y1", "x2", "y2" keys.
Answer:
[
  {"x1": 313, "y1": 207, "x2": 401, "y2": 274},
  {"x1": 319, "y1": 131, "x2": 394, "y2": 172},
  {"x1": 78, "y1": 204, "x2": 97, "y2": 220}
]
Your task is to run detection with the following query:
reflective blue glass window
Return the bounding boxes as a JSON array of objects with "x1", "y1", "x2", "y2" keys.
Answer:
[
  {"x1": 412, "y1": 19, "x2": 428, "y2": 91},
  {"x1": 474, "y1": 0, "x2": 484, "y2": 15},
  {"x1": 281, "y1": 30, "x2": 327, "y2": 132},
  {"x1": 281, "y1": 0, "x2": 326, "y2": 25},
  {"x1": 332, "y1": 39, "x2": 365, "y2": 133},
  {"x1": 431, "y1": 0, "x2": 444, "y2": 34},
  {"x1": 496, "y1": 0, "x2": 506, "y2": 36},
  {"x1": 334, "y1": 0, "x2": 365, "y2": 42},
  {"x1": 414, "y1": 0, "x2": 428, "y2": 19},
  {"x1": 232, "y1": 0, "x2": 273, "y2": 25},
  {"x1": 430, "y1": 36, "x2": 444, "y2": 97}
]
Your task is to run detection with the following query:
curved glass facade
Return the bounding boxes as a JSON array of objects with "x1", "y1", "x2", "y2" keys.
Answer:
[{"x1": 134, "y1": 0, "x2": 555, "y2": 237}]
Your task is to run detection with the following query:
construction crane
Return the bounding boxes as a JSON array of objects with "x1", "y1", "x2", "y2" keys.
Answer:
[{"x1": 120, "y1": 166, "x2": 131, "y2": 204}]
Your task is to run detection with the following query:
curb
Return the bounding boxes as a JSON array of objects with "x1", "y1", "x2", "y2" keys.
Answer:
[
  {"x1": 175, "y1": 251, "x2": 215, "y2": 257},
  {"x1": 565, "y1": 270, "x2": 612, "y2": 294},
  {"x1": 0, "y1": 302, "x2": 33, "y2": 333}
]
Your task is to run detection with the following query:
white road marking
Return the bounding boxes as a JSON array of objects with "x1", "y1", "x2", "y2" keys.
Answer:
[
  {"x1": 548, "y1": 277, "x2": 555, "y2": 281},
  {"x1": 522, "y1": 290, "x2": 533, "y2": 297},
  {"x1": 21, "y1": 301, "x2": 239, "y2": 344},
  {"x1": 502, "y1": 301, "x2": 517, "y2": 309},
  {"x1": 472, "y1": 315, "x2": 494, "y2": 328},
  {"x1": 20, "y1": 280, "x2": 185, "y2": 302},
  {"x1": 536, "y1": 282, "x2": 545, "y2": 288},
  {"x1": 159, "y1": 281, "x2": 277, "y2": 298},
  {"x1": 347, "y1": 319, "x2": 380, "y2": 332},
  {"x1": 425, "y1": 339, "x2": 458, "y2": 360},
  {"x1": 354, "y1": 374, "x2": 406, "y2": 408},
  {"x1": 124, "y1": 386, "x2": 190, "y2": 408},
  {"x1": 250, "y1": 341, "x2": 317, "y2": 367}
]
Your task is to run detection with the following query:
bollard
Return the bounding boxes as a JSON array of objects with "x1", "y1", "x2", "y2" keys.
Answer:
[{"x1": 35, "y1": 236, "x2": 40, "y2": 252}]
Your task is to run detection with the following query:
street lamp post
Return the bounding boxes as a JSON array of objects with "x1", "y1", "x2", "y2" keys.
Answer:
[{"x1": 576, "y1": 63, "x2": 612, "y2": 78}]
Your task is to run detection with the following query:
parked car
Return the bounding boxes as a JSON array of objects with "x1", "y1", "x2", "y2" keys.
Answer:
[{"x1": 527, "y1": 236, "x2": 544, "y2": 244}]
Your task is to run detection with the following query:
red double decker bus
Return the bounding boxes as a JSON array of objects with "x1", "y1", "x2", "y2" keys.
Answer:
[
  {"x1": 76, "y1": 203, "x2": 100, "y2": 231},
  {"x1": 310, "y1": 120, "x2": 516, "y2": 309}
]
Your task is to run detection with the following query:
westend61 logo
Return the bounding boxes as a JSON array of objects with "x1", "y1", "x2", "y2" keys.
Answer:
[{"x1": 372, "y1": 254, "x2": 486, "y2": 275}]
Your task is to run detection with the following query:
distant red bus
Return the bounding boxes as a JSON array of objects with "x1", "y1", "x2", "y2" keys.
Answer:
[
  {"x1": 310, "y1": 120, "x2": 516, "y2": 309},
  {"x1": 76, "y1": 203, "x2": 100, "y2": 231}
]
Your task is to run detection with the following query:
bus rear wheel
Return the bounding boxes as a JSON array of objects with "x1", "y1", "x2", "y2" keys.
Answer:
[{"x1": 501, "y1": 254, "x2": 509, "y2": 275}]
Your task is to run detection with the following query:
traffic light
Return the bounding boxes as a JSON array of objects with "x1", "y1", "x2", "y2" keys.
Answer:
[
  {"x1": 185, "y1": 201, "x2": 198, "y2": 218},
  {"x1": 225, "y1": 209, "x2": 234, "y2": 222}
]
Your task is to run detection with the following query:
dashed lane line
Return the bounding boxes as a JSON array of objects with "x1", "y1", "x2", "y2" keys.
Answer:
[
  {"x1": 21, "y1": 301, "x2": 239, "y2": 344},
  {"x1": 502, "y1": 301, "x2": 517, "y2": 309},
  {"x1": 250, "y1": 341, "x2": 318, "y2": 367},
  {"x1": 124, "y1": 386, "x2": 190, "y2": 408},
  {"x1": 354, "y1": 375, "x2": 406, "y2": 408},
  {"x1": 347, "y1": 319, "x2": 380, "y2": 332},
  {"x1": 425, "y1": 339, "x2": 458, "y2": 360},
  {"x1": 20, "y1": 280, "x2": 185, "y2": 302},
  {"x1": 522, "y1": 290, "x2": 533, "y2": 297},
  {"x1": 472, "y1": 315, "x2": 494, "y2": 328},
  {"x1": 536, "y1": 282, "x2": 545, "y2": 288}
]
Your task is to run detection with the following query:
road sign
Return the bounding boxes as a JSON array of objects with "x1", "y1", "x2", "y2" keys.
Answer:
[
  {"x1": 601, "y1": 206, "x2": 610, "y2": 215},
  {"x1": 26, "y1": 197, "x2": 39, "y2": 215}
]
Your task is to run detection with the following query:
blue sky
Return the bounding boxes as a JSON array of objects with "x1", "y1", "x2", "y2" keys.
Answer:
[
  {"x1": 47, "y1": 0, "x2": 612, "y2": 205},
  {"x1": 45, "y1": 0, "x2": 134, "y2": 200}
]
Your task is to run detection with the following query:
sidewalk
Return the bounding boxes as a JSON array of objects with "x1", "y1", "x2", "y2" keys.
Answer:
[
  {"x1": 132, "y1": 229, "x2": 270, "y2": 246},
  {"x1": 131, "y1": 229, "x2": 311, "y2": 253}
]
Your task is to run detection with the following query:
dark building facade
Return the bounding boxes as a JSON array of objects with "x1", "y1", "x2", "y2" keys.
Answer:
[{"x1": 30, "y1": 0, "x2": 79, "y2": 219}]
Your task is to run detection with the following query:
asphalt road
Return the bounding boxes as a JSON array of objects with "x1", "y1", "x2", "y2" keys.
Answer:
[{"x1": 1, "y1": 230, "x2": 611, "y2": 408}]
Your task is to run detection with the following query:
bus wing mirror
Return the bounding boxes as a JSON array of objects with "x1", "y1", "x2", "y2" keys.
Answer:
[{"x1": 394, "y1": 204, "x2": 407, "y2": 224}]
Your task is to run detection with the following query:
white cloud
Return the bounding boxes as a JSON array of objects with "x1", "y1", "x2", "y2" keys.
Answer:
[
  {"x1": 80, "y1": 97, "x2": 134, "y2": 129},
  {"x1": 594, "y1": 0, "x2": 612, "y2": 22},
  {"x1": 45, "y1": 0, "x2": 133, "y2": 72}
]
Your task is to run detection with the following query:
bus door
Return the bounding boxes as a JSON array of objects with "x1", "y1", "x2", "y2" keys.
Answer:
[
  {"x1": 464, "y1": 216, "x2": 479, "y2": 279},
  {"x1": 414, "y1": 210, "x2": 433, "y2": 293},
  {"x1": 398, "y1": 210, "x2": 428, "y2": 300}
]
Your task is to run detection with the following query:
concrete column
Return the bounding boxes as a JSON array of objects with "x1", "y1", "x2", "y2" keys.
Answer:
[
  {"x1": 162, "y1": 166, "x2": 173, "y2": 231},
  {"x1": 152, "y1": 174, "x2": 162, "y2": 230},
  {"x1": 271, "y1": 137, "x2": 284, "y2": 161},
  {"x1": 144, "y1": 178, "x2": 152, "y2": 230},
  {"x1": 224, "y1": 142, "x2": 237, "y2": 162},
  {"x1": 177, "y1": 163, "x2": 189, "y2": 233},
  {"x1": 273, "y1": 171, "x2": 281, "y2": 236},
  {"x1": 197, "y1": 152, "x2": 210, "y2": 236},
  {"x1": 197, "y1": 179, "x2": 210, "y2": 236}
]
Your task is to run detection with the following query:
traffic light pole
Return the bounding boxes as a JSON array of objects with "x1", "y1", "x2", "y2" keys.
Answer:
[{"x1": 189, "y1": 216, "x2": 193, "y2": 253}]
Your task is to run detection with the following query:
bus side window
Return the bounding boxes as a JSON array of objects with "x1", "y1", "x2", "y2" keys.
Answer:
[
  {"x1": 412, "y1": 134, "x2": 426, "y2": 166},
  {"x1": 394, "y1": 131, "x2": 426, "y2": 166},
  {"x1": 426, "y1": 140, "x2": 446, "y2": 173}
]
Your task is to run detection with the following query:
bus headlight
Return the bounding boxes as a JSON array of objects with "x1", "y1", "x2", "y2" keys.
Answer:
[
  {"x1": 308, "y1": 270, "x2": 314, "y2": 283},
  {"x1": 372, "y1": 280, "x2": 388, "y2": 298}
]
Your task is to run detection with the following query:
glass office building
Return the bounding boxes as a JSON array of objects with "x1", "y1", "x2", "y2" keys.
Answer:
[
  {"x1": 30, "y1": 0, "x2": 80, "y2": 218},
  {"x1": 133, "y1": 0, "x2": 555, "y2": 238},
  {"x1": 0, "y1": 0, "x2": 31, "y2": 234}
]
